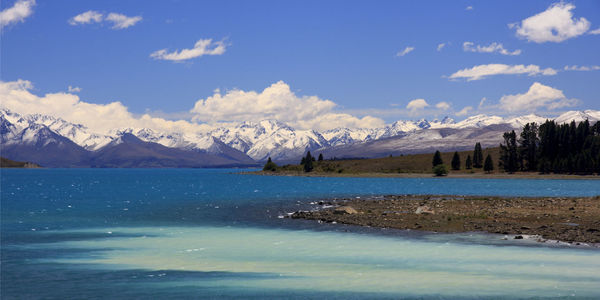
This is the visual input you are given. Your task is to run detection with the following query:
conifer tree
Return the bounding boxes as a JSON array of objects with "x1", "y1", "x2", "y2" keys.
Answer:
[
  {"x1": 518, "y1": 123, "x2": 538, "y2": 171},
  {"x1": 465, "y1": 155, "x2": 472, "y2": 170},
  {"x1": 473, "y1": 142, "x2": 483, "y2": 168},
  {"x1": 263, "y1": 157, "x2": 277, "y2": 171},
  {"x1": 318, "y1": 153, "x2": 323, "y2": 161},
  {"x1": 499, "y1": 130, "x2": 519, "y2": 173},
  {"x1": 432, "y1": 150, "x2": 443, "y2": 167},
  {"x1": 484, "y1": 154, "x2": 494, "y2": 173},
  {"x1": 451, "y1": 151, "x2": 460, "y2": 170},
  {"x1": 303, "y1": 151, "x2": 314, "y2": 172}
]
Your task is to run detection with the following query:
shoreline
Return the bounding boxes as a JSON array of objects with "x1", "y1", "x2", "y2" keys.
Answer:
[
  {"x1": 287, "y1": 194, "x2": 600, "y2": 245},
  {"x1": 249, "y1": 170, "x2": 600, "y2": 180}
]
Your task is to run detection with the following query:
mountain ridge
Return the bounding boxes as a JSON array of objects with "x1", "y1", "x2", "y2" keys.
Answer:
[{"x1": 1, "y1": 108, "x2": 598, "y2": 166}]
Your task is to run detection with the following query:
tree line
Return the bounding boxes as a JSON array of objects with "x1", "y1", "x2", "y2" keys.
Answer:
[
  {"x1": 432, "y1": 142, "x2": 494, "y2": 175},
  {"x1": 499, "y1": 119, "x2": 600, "y2": 174}
]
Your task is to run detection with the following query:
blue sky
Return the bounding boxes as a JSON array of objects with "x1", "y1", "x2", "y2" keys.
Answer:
[{"x1": 1, "y1": 0, "x2": 600, "y2": 131}]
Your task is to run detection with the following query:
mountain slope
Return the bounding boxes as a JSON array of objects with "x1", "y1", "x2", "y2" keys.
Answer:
[{"x1": 90, "y1": 133, "x2": 256, "y2": 168}]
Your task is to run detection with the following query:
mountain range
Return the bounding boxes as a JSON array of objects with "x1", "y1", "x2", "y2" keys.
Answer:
[{"x1": 1, "y1": 108, "x2": 599, "y2": 167}]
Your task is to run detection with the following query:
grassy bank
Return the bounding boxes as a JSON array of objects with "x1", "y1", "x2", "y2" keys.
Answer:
[{"x1": 257, "y1": 148, "x2": 599, "y2": 179}]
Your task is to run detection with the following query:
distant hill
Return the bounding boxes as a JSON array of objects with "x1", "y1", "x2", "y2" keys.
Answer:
[{"x1": 0, "y1": 157, "x2": 41, "y2": 168}]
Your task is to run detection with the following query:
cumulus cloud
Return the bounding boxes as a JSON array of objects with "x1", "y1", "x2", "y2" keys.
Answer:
[
  {"x1": 449, "y1": 63, "x2": 557, "y2": 81},
  {"x1": 190, "y1": 81, "x2": 384, "y2": 131},
  {"x1": 151, "y1": 39, "x2": 226, "y2": 62},
  {"x1": 105, "y1": 13, "x2": 142, "y2": 29},
  {"x1": 499, "y1": 82, "x2": 578, "y2": 112},
  {"x1": 68, "y1": 86, "x2": 82, "y2": 93},
  {"x1": 0, "y1": 79, "x2": 211, "y2": 135},
  {"x1": 406, "y1": 99, "x2": 429, "y2": 112},
  {"x1": 0, "y1": 0, "x2": 35, "y2": 30},
  {"x1": 511, "y1": 2, "x2": 590, "y2": 43},
  {"x1": 396, "y1": 46, "x2": 414, "y2": 57},
  {"x1": 463, "y1": 41, "x2": 521, "y2": 55},
  {"x1": 456, "y1": 106, "x2": 473, "y2": 116},
  {"x1": 563, "y1": 65, "x2": 600, "y2": 71},
  {"x1": 68, "y1": 10, "x2": 103, "y2": 25},
  {"x1": 68, "y1": 11, "x2": 141, "y2": 29},
  {"x1": 466, "y1": 6, "x2": 473, "y2": 11},
  {"x1": 435, "y1": 101, "x2": 450, "y2": 110},
  {"x1": 590, "y1": 28, "x2": 600, "y2": 35},
  {"x1": 437, "y1": 43, "x2": 446, "y2": 51}
]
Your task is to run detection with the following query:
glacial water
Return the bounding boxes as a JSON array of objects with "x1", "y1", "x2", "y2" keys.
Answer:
[{"x1": 1, "y1": 169, "x2": 600, "y2": 299}]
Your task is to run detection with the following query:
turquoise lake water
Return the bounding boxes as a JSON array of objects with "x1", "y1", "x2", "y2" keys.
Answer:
[{"x1": 1, "y1": 169, "x2": 600, "y2": 299}]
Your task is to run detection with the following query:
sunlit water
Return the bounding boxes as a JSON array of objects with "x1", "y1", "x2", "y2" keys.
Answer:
[{"x1": 2, "y1": 169, "x2": 600, "y2": 299}]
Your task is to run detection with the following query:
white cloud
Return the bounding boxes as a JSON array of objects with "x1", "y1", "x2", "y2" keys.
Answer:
[
  {"x1": 435, "y1": 101, "x2": 450, "y2": 110},
  {"x1": 151, "y1": 39, "x2": 226, "y2": 62},
  {"x1": 68, "y1": 86, "x2": 82, "y2": 93},
  {"x1": 68, "y1": 11, "x2": 141, "y2": 29},
  {"x1": 563, "y1": 65, "x2": 600, "y2": 71},
  {"x1": 437, "y1": 43, "x2": 446, "y2": 51},
  {"x1": 68, "y1": 10, "x2": 103, "y2": 25},
  {"x1": 105, "y1": 13, "x2": 142, "y2": 29},
  {"x1": 463, "y1": 41, "x2": 521, "y2": 56},
  {"x1": 511, "y1": 2, "x2": 590, "y2": 43},
  {"x1": 478, "y1": 97, "x2": 487, "y2": 109},
  {"x1": 1, "y1": 80, "x2": 384, "y2": 133},
  {"x1": 0, "y1": 79, "x2": 212, "y2": 135},
  {"x1": 499, "y1": 82, "x2": 578, "y2": 112},
  {"x1": 406, "y1": 99, "x2": 429, "y2": 112},
  {"x1": 456, "y1": 106, "x2": 473, "y2": 116},
  {"x1": 590, "y1": 28, "x2": 600, "y2": 35},
  {"x1": 190, "y1": 81, "x2": 385, "y2": 131},
  {"x1": 449, "y1": 64, "x2": 557, "y2": 81},
  {"x1": 396, "y1": 46, "x2": 414, "y2": 57},
  {"x1": 0, "y1": 0, "x2": 35, "y2": 30},
  {"x1": 466, "y1": 6, "x2": 473, "y2": 11}
]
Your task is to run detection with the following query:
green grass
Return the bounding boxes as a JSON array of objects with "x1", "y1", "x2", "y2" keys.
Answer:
[{"x1": 274, "y1": 148, "x2": 501, "y2": 174}]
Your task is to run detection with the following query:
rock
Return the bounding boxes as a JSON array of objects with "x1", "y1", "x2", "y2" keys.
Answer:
[
  {"x1": 415, "y1": 205, "x2": 435, "y2": 215},
  {"x1": 514, "y1": 235, "x2": 524, "y2": 239},
  {"x1": 334, "y1": 206, "x2": 358, "y2": 215}
]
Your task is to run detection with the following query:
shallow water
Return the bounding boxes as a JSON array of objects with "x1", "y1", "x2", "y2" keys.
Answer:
[{"x1": 2, "y1": 169, "x2": 600, "y2": 299}]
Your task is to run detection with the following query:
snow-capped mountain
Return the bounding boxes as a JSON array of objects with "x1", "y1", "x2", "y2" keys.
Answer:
[
  {"x1": 1, "y1": 109, "x2": 114, "y2": 150},
  {"x1": 1, "y1": 107, "x2": 599, "y2": 167},
  {"x1": 554, "y1": 110, "x2": 600, "y2": 125},
  {"x1": 206, "y1": 120, "x2": 329, "y2": 161}
]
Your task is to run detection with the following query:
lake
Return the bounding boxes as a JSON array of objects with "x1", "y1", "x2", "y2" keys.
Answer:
[{"x1": 1, "y1": 169, "x2": 599, "y2": 299}]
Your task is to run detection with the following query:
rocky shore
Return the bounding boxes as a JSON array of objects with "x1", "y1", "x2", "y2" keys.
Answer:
[{"x1": 289, "y1": 195, "x2": 600, "y2": 245}]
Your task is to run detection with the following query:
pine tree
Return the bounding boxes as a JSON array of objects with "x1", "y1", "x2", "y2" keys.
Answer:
[
  {"x1": 518, "y1": 123, "x2": 538, "y2": 171},
  {"x1": 473, "y1": 142, "x2": 483, "y2": 168},
  {"x1": 262, "y1": 157, "x2": 277, "y2": 171},
  {"x1": 432, "y1": 150, "x2": 443, "y2": 167},
  {"x1": 465, "y1": 155, "x2": 472, "y2": 170},
  {"x1": 499, "y1": 130, "x2": 519, "y2": 173},
  {"x1": 484, "y1": 154, "x2": 494, "y2": 173},
  {"x1": 303, "y1": 151, "x2": 314, "y2": 172},
  {"x1": 318, "y1": 153, "x2": 324, "y2": 161},
  {"x1": 451, "y1": 151, "x2": 460, "y2": 170}
]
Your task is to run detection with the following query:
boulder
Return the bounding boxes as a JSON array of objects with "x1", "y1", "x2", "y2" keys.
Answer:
[
  {"x1": 334, "y1": 206, "x2": 358, "y2": 215},
  {"x1": 415, "y1": 205, "x2": 435, "y2": 215}
]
